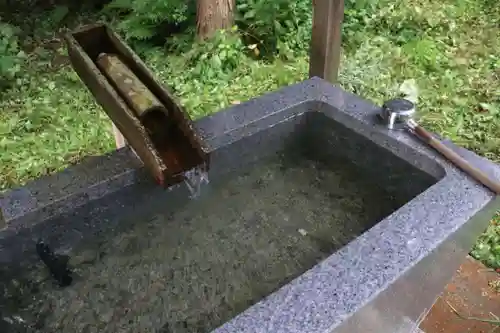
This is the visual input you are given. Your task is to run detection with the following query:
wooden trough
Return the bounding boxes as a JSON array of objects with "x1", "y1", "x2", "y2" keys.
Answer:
[{"x1": 65, "y1": 24, "x2": 209, "y2": 187}]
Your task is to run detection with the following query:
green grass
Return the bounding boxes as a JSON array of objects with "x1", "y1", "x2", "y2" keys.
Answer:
[
  {"x1": 0, "y1": 67, "x2": 115, "y2": 188},
  {"x1": 471, "y1": 213, "x2": 500, "y2": 269},
  {"x1": 0, "y1": 0, "x2": 499, "y2": 267}
]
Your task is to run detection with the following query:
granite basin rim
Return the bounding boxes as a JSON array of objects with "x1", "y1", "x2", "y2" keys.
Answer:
[{"x1": 0, "y1": 77, "x2": 498, "y2": 333}]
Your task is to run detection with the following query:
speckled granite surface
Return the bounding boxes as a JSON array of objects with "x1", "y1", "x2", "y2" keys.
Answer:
[{"x1": 1, "y1": 77, "x2": 499, "y2": 333}]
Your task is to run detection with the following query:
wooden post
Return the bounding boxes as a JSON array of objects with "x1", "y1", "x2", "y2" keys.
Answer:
[
  {"x1": 309, "y1": 0, "x2": 345, "y2": 83},
  {"x1": 112, "y1": 122, "x2": 127, "y2": 149},
  {"x1": 0, "y1": 205, "x2": 6, "y2": 230}
]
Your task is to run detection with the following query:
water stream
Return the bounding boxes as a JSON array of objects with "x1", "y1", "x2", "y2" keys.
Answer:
[{"x1": 182, "y1": 164, "x2": 210, "y2": 199}]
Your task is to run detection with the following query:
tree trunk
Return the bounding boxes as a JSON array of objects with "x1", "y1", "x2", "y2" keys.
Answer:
[{"x1": 196, "y1": 0, "x2": 235, "y2": 40}]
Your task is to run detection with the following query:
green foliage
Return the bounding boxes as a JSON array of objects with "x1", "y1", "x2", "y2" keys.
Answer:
[
  {"x1": 104, "y1": 0, "x2": 313, "y2": 59},
  {"x1": 402, "y1": 37, "x2": 448, "y2": 71},
  {"x1": 236, "y1": 0, "x2": 312, "y2": 58},
  {"x1": 0, "y1": 68, "x2": 114, "y2": 189},
  {"x1": 342, "y1": 0, "x2": 382, "y2": 49},
  {"x1": 0, "y1": 22, "x2": 24, "y2": 89},
  {"x1": 183, "y1": 27, "x2": 246, "y2": 81},
  {"x1": 145, "y1": 49, "x2": 308, "y2": 119},
  {"x1": 471, "y1": 215, "x2": 500, "y2": 269},
  {"x1": 105, "y1": 0, "x2": 194, "y2": 40}
]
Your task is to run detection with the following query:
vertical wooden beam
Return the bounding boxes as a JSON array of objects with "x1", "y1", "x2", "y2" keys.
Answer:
[
  {"x1": 112, "y1": 122, "x2": 127, "y2": 149},
  {"x1": 0, "y1": 206, "x2": 5, "y2": 230},
  {"x1": 309, "y1": 0, "x2": 345, "y2": 83}
]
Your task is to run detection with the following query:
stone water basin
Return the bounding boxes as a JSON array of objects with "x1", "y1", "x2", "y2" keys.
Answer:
[{"x1": 1, "y1": 78, "x2": 499, "y2": 333}]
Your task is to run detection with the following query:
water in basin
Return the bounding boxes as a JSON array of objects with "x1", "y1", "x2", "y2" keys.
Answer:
[{"x1": 2, "y1": 150, "x2": 402, "y2": 333}]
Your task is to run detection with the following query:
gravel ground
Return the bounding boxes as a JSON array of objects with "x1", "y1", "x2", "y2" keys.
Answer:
[{"x1": 3, "y1": 154, "x2": 398, "y2": 333}]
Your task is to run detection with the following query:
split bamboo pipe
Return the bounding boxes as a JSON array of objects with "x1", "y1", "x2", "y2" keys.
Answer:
[{"x1": 95, "y1": 53, "x2": 167, "y2": 119}]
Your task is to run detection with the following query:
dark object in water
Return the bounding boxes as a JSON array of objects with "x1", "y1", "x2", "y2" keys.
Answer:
[{"x1": 35, "y1": 240, "x2": 73, "y2": 287}]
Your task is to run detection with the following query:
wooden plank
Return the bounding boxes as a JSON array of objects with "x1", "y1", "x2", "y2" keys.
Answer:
[
  {"x1": 309, "y1": 0, "x2": 345, "y2": 83},
  {"x1": 112, "y1": 122, "x2": 127, "y2": 149}
]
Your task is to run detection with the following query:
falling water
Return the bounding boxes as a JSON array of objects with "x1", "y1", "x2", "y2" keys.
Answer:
[{"x1": 183, "y1": 164, "x2": 209, "y2": 198}]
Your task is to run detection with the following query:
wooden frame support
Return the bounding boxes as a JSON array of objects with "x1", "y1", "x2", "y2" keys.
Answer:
[
  {"x1": 309, "y1": 0, "x2": 345, "y2": 83},
  {"x1": 112, "y1": 122, "x2": 128, "y2": 149},
  {"x1": 0, "y1": 208, "x2": 5, "y2": 230}
]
